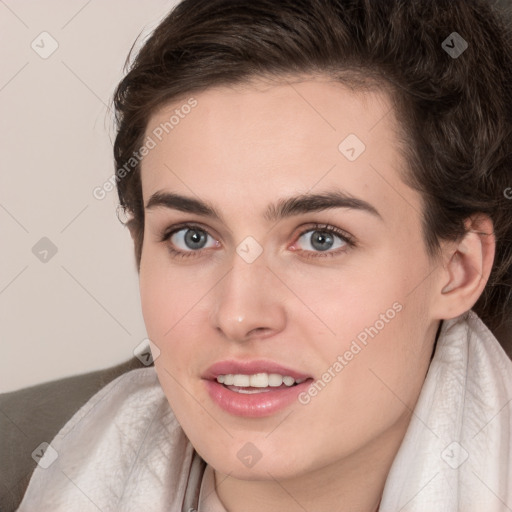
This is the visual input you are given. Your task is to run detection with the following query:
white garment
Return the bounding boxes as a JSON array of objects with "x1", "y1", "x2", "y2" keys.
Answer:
[{"x1": 16, "y1": 311, "x2": 512, "y2": 511}]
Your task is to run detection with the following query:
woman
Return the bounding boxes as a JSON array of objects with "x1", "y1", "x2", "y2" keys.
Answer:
[{"x1": 16, "y1": 0, "x2": 512, "y2": 510}]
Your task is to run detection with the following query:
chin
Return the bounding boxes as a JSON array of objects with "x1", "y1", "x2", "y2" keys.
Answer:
[{"x1": 198, "y1": 437, "x2": 310, "y2": 479}]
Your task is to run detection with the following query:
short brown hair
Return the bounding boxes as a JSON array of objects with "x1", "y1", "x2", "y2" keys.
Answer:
[{"x1": 112, "y1": 0, "x2": 512, "y2": 331}]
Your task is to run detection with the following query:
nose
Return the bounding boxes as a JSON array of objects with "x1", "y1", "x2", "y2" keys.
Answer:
[{"x1": 209, "y1": 253, "x2": 287, "y2": 343}]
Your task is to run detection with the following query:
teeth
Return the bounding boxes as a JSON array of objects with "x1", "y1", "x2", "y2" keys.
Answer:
[
  {"x1": 216, "y1": 373, "x2": 306, "y2": 387},
  {"x1": 268, "y1": 373, "x2": 283, "y2": 387},
  {"x1": 232, "y1": 374, "x2": 250, "y2": 387},
  {"x1": 249, "y1": 373, "x2": 268, "y2": 387},
  {"x1": 283, "y1": 376, "x2": 295, "y2": 386}
]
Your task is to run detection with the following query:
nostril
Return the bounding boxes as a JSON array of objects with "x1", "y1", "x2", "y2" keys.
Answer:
[{"x1": 248, "y1": 327, "x2": 267, "y2": 336}]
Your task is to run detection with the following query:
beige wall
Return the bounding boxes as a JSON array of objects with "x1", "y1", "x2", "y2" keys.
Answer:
[{"x1": 0, "y1": 0, "x2": 178, "y2": 392}]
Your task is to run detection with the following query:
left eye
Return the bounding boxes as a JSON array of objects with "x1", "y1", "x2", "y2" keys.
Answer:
[
  {"x1": 295, "y1": 228, "x2": 348, "y2": 253},
  {"x1": 169, "y1": 227, "x2": 218, "y2": 251}
]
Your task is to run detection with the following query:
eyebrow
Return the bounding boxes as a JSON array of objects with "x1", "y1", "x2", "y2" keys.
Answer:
[{"x1": 145, "y1": 189, "x2": 382, "y2": 223}]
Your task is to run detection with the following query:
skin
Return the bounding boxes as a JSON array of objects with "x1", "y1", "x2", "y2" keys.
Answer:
[{"x1": 135, "y1": 75, "x2": 494, "y2": 512}]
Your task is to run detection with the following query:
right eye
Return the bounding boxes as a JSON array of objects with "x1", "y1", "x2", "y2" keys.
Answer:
[{"x1": 160, "y1": 224, "x2": 220, "y2": 258}]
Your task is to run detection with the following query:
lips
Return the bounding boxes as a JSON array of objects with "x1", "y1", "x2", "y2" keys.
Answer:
[{"x1": 202, "y1": 359, "x2": 314, "y2": 417}]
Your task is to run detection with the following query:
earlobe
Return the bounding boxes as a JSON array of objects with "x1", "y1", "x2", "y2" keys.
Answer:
[{"x1": 434, "y1": 215, "x2": 495, "y2": 319}]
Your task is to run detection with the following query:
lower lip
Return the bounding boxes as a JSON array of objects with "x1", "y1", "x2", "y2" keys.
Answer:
[{"x1": 204, "y1": 379, "x2": 313, "y2": 418}]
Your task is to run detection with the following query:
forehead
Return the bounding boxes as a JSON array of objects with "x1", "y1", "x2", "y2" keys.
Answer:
[{"x1": 140, "y1": 77, "x2": 421, "y2": 227}]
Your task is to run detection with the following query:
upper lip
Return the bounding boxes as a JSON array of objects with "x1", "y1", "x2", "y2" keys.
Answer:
[{"x1": 203, "y1": 360, "x2": 312, "y2": 381}]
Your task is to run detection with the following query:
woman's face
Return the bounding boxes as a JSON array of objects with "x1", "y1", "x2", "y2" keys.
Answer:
[{"x1": 138, "y1": 77, "x2": 443, "y2": 480}]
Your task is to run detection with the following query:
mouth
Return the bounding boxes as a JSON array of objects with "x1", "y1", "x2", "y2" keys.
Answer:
[{"x1": 202, "y1": 360, "x2": 314, "y2": 417}]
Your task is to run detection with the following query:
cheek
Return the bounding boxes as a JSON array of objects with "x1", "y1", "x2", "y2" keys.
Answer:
[
  {"x1": 139, "y1": 268, "x2": 170, "y2": 340},
  {"x1": 139, "y1": 252, "x2": 205, "y2": 339},
  {"x1": 296, "y1": 309, "x2": 431, "y2": 459},
  {"x1": 138, "y1": 254, "x2": 212, "y2": 394},
  {"x1": 294, "y1": 249, "x2": 434, "y2": 392},
  {"x1": 139, "y1": 264, "x2": 201, "y2": 411},
  {"x1": 285, "y1": 257, "x2": 405, "y2": 344}
]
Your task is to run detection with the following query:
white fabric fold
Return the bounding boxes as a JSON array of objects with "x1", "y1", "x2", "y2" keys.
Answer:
[
  {"x1": 379, "y1": 311, "x2": 512, "y2": 511},
  {"x1": 16, "y1": 365, "x2": 203, "y2": 511},
  {"x1": 16, "y1": 311, "x2": 512, "y2": 511}
]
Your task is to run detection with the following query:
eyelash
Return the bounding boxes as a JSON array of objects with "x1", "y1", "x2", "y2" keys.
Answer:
[{"x1": 159, "y1": 222, "x2": 356, "y2": 260}]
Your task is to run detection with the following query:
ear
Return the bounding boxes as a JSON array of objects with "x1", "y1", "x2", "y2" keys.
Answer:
[{"x1": 431, "y1": 214, "x2": 495, "y2": 320}]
